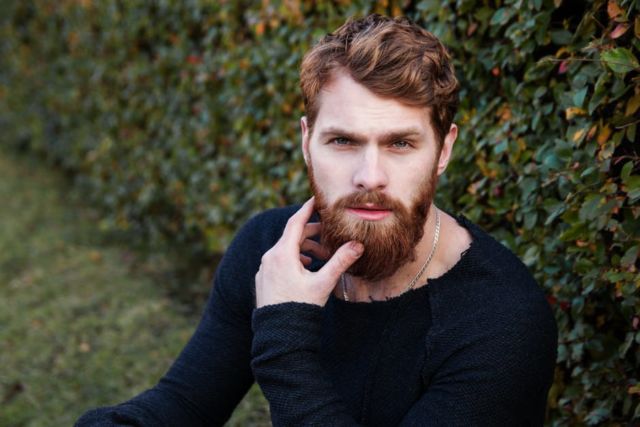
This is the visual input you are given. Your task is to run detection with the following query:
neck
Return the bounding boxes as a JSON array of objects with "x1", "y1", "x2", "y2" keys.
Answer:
[{"x1": 338, "y1": 203, "x2": 440, "y2": 302}]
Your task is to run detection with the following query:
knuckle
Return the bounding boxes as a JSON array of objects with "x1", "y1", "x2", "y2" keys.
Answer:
[
  {"x1": 336, "y1": 252, "x2": 352, "y2": 270},
  {"x1": 285, "y1": 216, "x2": 297, "y2": 228},
  {"x1": 261, "y1": 251, "x2": 275, "y2": 266},
  {"x1": 261, "y1": 246, "x2": 285, "y2": 265},
  {"x1": 336, "y1": 259, "x2": 349, "y2": 272}
]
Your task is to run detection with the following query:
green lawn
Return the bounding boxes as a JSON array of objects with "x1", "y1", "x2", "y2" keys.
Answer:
[{"x1": 0, "y1": 150, "x2": 269, "y2": 426}]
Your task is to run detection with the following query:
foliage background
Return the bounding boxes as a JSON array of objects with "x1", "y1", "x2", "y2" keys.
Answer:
[{"x1": 1, "y1": 0, "x2": 639, "y2": 425}]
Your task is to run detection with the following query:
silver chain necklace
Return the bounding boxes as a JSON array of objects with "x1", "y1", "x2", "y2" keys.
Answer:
[{"x1": 340, "y1": 208, "x2": 441, "y2": 302}]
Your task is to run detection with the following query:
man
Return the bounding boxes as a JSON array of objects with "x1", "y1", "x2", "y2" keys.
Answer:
[{"x1": 77, "y1": 14, "x2": 557, "y2": 426}]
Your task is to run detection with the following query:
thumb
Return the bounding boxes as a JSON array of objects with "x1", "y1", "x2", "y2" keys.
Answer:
[{"x1": 318, "y1": 241, "x2": 364, "y2": 284}]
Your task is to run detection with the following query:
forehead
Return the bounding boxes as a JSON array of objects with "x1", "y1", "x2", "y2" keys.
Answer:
[{"x1": 312, "y1": 70, "x2": 433, "y2": 138}]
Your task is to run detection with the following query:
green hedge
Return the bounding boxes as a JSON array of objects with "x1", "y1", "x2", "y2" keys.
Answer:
[{"x1": 1, "y1": 0, "x2": 639, "y2": 424}]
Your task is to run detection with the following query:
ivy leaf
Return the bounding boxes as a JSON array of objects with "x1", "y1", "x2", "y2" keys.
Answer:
[
  {"x1": 623, "y1": 174, "x2": 640, "y2": 203},
  {"x1": 626, "y1": 92, "x2": 640, "y2": 116},
  {"x1": 620, "y1": 332, "x2": 635, "y2": 357},
  {"x1": 550, "y1": 29, "x2": 572, "y2": 45},
  {"x1": 620, "y1": 245, "x2": 638, "y2": 268},
  {"x1": 566, "y1": 107, "x2": 587, "y2": 119},
  {"x1": 607, "y1": 0, "x2": 624, "y2": 20},
  {"x1": 573, "y1": 86, "x2": 588, "y2": 107},
  {"x1": 588, "y1": 72, "x2": 610, "y2": 114},
  {"x1": 584, "y1": 407, "x2": 610, "y2": 425},
  {"x1": 544, "y1": 202, "x2": 566, "y2": 225},
  {"x1": 521, "y1": 245, "x2": 539, "y2": 267},
  {"x1": 621, "y1": 161, "x2": 633, "y2": 180},
  {"x1": 601, "y1": 48, "x2": 640, "y2": 75},
  {"x1": 579, "y1": 195, "x2": 605, "y2": 221},
  {"x1": 490, "y1": 8, "x2": 515, "y2": 26},
  {"x1": 572, "y1": 127, "x2": 587, "y2": 143},
  {"x1": 610, "y1": 23, "x2": 629, "y2": 39}
]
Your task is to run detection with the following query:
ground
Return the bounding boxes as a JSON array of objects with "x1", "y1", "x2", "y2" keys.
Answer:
[{"x1": 0, "y1": 149, "x2": 269, "y2": 426}]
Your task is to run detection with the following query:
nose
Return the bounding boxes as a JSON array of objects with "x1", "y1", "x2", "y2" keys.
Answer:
[{"x1": 352, "y1": 146, "x2": 389, "y2": 191}]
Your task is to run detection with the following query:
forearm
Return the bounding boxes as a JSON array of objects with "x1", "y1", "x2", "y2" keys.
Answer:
[
  {"x1": 251, "y1": 302, "x2": 357, "y2": 426},
  {"x1": 75, "y1": 388, "x2": 204, "y2": 427},
  {"x1": 75, "y1": 289, "x2": 255, "y2": 426}
]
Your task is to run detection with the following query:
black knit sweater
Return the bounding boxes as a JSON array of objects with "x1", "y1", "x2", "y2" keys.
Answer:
[{"x1": 76, "y1": 206, "x2": 557, "y2": 426}]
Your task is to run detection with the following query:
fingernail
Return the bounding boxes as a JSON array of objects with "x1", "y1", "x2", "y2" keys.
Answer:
[{"x1": 351, "y1": 242, "x2": 364, "y2": 256}]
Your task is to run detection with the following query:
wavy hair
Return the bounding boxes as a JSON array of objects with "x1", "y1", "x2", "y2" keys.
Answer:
[{"x1": 300, "y1": 14, "x2": 459, "y2": 147}]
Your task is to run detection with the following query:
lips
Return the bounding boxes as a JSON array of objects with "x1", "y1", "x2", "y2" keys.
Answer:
[{"x1": 346, "y1": 205, "x2": 392, "y2": 221}]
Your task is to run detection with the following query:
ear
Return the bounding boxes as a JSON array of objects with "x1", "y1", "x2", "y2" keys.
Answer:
[
  {"x1": 436, "y1": 123, "x2": 457, "y2": 176},
  {"x1": 301, "y1": 116, "x2": 311, "y2": 166}
]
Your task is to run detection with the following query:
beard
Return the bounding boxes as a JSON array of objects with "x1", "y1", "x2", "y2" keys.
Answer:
[{"x1": 308, "y1": 163, "x2": 438, "y2": 283}]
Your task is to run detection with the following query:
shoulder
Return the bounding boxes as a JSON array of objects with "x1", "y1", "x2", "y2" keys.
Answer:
[
  {"x1": 220, "y1": 203, "x2": 302, "y2": 273},
  {"x1": 231, "y1": 204, "x2": 301, "y2": 254},
  {"x1": 423, "y1": 218, "x2": 557, "y2": 417},
  {"x1": 208, "y1": 205, "x2": 301, "y2": 318},
  {"x1": 426, "y1": 215, "x2": 557, "y2": 353},
  {"x1": 443, "y1": 215, "x2": 544, "y2": 297}
]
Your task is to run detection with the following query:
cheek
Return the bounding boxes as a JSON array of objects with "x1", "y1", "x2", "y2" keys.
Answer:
[
  {"x1": 390, "y1": 165, "x2": 434, "y2": 202},
  {"x1": 309, "y1": 157, "x2": 351, "y2": 201}
]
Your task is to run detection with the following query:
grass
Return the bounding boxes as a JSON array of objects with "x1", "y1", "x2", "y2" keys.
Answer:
[{"x1": 0, "y1": 149, "x2": 269, "y2": 426}]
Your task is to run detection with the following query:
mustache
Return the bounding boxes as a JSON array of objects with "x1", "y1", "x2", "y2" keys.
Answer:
[{"x1": 330, "y1": 191, "x2": 404, "y2": 211}]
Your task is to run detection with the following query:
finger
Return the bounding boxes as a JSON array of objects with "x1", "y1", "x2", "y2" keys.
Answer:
[
  {"x1": 300, "y1": 254, "x2": 312, "y2": 266},
  {"x1": 301, "y1": 238, "x2": 331, "y2": 261},
  {"x1": 281, "y1": 197, "x2": 315, "y2": 248},
  {"x1": 300, "y1": 222, "x2": 322, "y2": 243},
  {"x1": 317, "y1": 241, "x2": 364, "y2": 284}
]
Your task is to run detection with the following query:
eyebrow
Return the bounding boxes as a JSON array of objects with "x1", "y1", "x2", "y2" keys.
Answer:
[{"x1": 318, "y1": 127, "x2": 424, "y2": 145}]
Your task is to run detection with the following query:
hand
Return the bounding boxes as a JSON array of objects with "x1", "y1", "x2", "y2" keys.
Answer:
[{"x1": 255, "y1": 197, "x2": 364, "y2": 308}]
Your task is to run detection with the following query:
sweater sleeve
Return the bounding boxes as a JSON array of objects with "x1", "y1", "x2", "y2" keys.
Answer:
[
  {"x1": 399, "y1": 301, "x2": 557, "y2": 426},
  {"x1": 402, "y1": 273, "x2": 558, "y2": 426},
  {"x1": 75, "y1": 211, "x2": 278, "y2": 427},
  {"x1": 251, "y1": 303, "x2": 356, "y2": 426}
]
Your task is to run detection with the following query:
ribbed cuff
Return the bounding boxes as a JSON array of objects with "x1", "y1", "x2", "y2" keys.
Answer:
[{"x1": 251, "y1": 302, "x2": 324, "y2": 357}]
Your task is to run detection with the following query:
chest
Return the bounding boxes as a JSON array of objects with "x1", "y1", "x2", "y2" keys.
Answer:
[{"x1": 320, "y1": 293, "x2": 432, "y2": 426}]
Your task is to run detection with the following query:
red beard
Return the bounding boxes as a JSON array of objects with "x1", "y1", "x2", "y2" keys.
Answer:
[{"x1": 309, "y1": 164, "x2": 438, "y2": 282}]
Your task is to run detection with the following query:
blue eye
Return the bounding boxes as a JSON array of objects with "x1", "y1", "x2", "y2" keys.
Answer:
[
  {"x1": 332, "y1": 137, "x2": 351, "y2": 145},
  {"x1": 392, "y1": 140, "x2": 410, "y2": 148}
]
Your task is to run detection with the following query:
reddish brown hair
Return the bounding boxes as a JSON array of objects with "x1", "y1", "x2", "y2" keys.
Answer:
[{"x1": 300, "y1": 14, "x2": 459, "y2": 147}]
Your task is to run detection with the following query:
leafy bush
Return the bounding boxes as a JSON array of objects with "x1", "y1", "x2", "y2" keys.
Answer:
[{"x1": 1, "y1": 0, "x2": 638, "y2": 424}]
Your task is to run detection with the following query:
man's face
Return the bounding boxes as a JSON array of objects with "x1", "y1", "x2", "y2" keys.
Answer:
[{"x1": 301, "y1": 70, "x2": 457, "y2": 282}]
